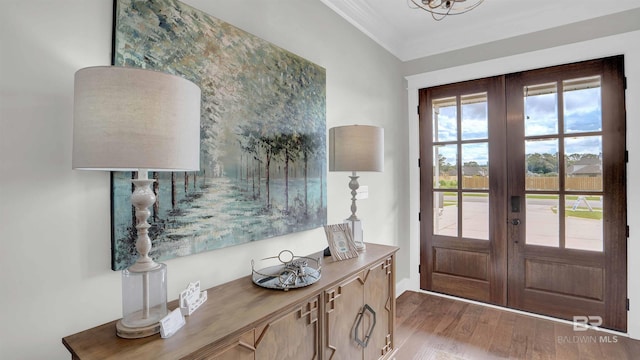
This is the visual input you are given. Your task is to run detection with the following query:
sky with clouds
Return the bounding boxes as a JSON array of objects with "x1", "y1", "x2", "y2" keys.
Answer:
[{"x1": 433, "y1": 83, "x2": 602, "y2": 169}]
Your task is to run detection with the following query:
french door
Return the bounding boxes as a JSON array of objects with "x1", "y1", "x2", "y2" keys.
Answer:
[
  {"x1": 419, "y1": 76, "x2": 508, "y2": 304},
  {"x1": 419, "y1": 56, "x2": 627, "y2": 331}
]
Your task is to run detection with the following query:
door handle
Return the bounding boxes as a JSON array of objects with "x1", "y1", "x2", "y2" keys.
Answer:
[
  {"x1": 509, "y1": 218, "x2": 521, "y2": 244},
  {"x1": 510, "y1": 196, "x2": 522, "y2": 244}
]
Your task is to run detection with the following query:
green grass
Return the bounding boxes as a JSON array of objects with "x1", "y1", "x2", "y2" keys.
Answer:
[
  {"x1": 551, "y1": 206, "x2": 603, "y2": 220},
  {"x1": 527, "y1": 194, "x2": 600, "y2": 201},
  {"x1": 526, "y1": 194, "x2": 559, "y2": 200},
  {"x1": 438, "y1": 193, "x2": 600, "y2": 200},
  {"x1": 462, "y1": 193, "x2": 488, "y2": 197}
]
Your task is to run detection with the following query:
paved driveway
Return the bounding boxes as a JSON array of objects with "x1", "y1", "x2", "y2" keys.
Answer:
[{"x1": 433, "y1": 196, "x2": 603, "y2": 251}]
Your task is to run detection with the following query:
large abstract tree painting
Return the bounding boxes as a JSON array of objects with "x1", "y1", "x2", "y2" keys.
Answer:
[{"x1": 111, "y1": 0, "x2": 327, "y2": 270}]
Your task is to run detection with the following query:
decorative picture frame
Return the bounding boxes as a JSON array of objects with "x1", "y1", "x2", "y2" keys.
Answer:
[
  {"x1": 110, "y1": 0, "x2": 327, "y2": 270},
  {"x1": 323, "y1": 224, "x2": 359, "y2": 261}
]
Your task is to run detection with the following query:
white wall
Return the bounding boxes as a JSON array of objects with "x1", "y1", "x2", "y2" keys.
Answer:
[
  {"x1": 0, "y1": 1, "x2": 407, "y2": 358},
  {"x1": 405, "y1": 30, "x2": 640, "y2": 338}
]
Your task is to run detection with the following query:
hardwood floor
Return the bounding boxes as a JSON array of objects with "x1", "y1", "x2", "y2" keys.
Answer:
[{"x1": 395, "y1": 291, "x2": 640, "y2": 359}]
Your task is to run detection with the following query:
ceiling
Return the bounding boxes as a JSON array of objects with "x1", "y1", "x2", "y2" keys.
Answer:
[{"x1": 320, "y1": 0, "x2": 640, "y2": 62}]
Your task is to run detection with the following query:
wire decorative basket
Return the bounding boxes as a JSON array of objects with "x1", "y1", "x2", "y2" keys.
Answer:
[{"x1": 251, "y1": 250, "x2": 321, "y2": 291}]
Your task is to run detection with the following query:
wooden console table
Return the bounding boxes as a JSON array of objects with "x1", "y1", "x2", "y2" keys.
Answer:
[{"x1": 62, "y1": 243, "x2": 398, "y2": 360}]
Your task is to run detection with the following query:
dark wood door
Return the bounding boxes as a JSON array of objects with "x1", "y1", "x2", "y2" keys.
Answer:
[
  {"x1": 419, "y1": 76, "x2": 508, "y2": 305},
  {"x1": 505, "y1": 56, "x2": 627, "y2": 332},
  {"x1": 419, "y1": 56, "x2": 627, "y2": 332}
]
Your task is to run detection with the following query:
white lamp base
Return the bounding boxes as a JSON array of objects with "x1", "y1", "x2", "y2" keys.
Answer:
[{"x1": 116, "y1": 171, "x2": 168, "y2": 339}]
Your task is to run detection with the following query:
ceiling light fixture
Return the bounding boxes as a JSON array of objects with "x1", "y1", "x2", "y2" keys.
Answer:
[{"x1": 409, "y1": 0, "x2": 484, "y2": 21}]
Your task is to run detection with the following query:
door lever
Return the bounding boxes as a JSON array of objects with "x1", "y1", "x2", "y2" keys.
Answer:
[{"x1": 510, "y1": 218, "x2": 521, "y2": 244}]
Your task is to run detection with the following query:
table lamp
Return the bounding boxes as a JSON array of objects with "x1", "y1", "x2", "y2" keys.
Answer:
[
  {"x1": 329, "y1": 125, "x2": 384, "y2": 250},
  {"x1": 72, "y1": 66, "x2": 201, "y2": 338}
]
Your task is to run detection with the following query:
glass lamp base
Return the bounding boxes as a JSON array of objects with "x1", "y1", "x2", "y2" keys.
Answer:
[
  {"x1": 344, "y1": 218, "x2": 365, "y2": 251},
  {"x1": 116, "y1": 319, "x2": 161, "y2": 339},
  {"x1": 118, "y1": 263, "x2": 168, "y2": 339}
]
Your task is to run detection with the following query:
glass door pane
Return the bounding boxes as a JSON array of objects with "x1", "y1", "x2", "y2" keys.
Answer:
[
  {"x1": 565, "y1": 195, "x2": 603, "y2": 251},
  {"x1": 525, "y1": 194, "x2": 559, "y2": 247},
  {"x1": 433, "y1": 97, "x2": 457, "y2": 142},
  {"x1": 462, "y1": 192, "x2": 488, "y2": 240},
  {"x1": 461, "y1": 93, "x2": 488, "y2": 140},
  {"x1": 462, "y1": 142, "x2": 488, "y2": 188},
  {"x1": 565, "y1": 136, "x2": 602, "y2": 191},
  {"x1": 433, "y1": 144, "x2": 457, "y2": 189},
  {"x1": 563, "y1": 76, "x2": 601, "y2": 133},
  {"x1": 525, "y1": 139, "x2": 559, "y2": 191},
  {"x1": 434, "y1": 191, "x2": 457, "y2": 237},
  {"x1": 524, "y1": 82, "x2": 558, "y2": 136}
]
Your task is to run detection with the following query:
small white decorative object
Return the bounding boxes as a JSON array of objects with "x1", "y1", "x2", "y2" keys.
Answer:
[
  {"x1": 159, "y1": 308, "x2": 185, "y2": 338},
  {"x1": 180, "y1": 281, "x2": 208, "y2": 316}
]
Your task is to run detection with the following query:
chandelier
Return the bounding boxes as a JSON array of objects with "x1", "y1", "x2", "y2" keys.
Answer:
[{"x1": 408, "y1": 0, "x2": 484, "y2": 21}]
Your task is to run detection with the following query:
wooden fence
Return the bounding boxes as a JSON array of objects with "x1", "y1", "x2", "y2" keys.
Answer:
[{"x1": 439, "y1": 176, "x2": 603, "y2": 191}]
